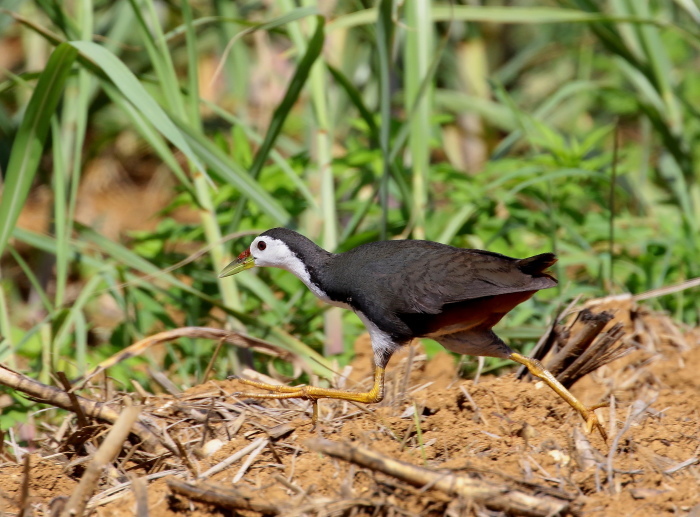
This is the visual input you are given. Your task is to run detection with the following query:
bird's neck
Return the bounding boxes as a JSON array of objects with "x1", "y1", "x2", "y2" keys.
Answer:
[{"x1": 277, "y1": 238, "x2": 336, "y2": 303}]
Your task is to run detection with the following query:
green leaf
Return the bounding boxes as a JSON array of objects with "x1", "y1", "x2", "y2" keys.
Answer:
[
  {"x1": 249, "y1": 15, "x2": 326, "y2": 179},
  {"x1": 327, "y1": 64, "x2": 379, "y2": 146},
  {"x1": 172, "y1": 119, "x2": 291, "y2": 223},
  {"x1": 0, "y1": 43, "x2": 77, "y2": 257},
  {"x1": 68, "y1": 40, "x2": 207, "y2": 176}
]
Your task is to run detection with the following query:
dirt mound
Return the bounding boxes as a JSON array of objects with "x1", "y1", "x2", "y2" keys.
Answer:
[{"x1": 1, "y1": 301, "x2": 699, "y2": 516}]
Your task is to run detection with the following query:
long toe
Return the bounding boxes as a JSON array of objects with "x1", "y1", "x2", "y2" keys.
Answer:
[
  {"x1": 233, "y1": 389, "x2": 307, "y2": 400},
  {"x1": 236, "y1": 377, "x2": 308, "y2": 394},
  {"x1": 584, "y1": 411, "x2": 608, "y2": 442}
]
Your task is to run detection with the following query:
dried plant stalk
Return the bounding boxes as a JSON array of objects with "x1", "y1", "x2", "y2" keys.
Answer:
[
  {"x1": 167, "y1": 479, "x2": 281, "y2": 514},
  {"x1": 198, "y1": 437, "x2": 267, "y2": 480},
  {"x1": 0, "y1": 364, "x2": 162, "y2": 452},
  {"x1": 307, "y1": 438, "x2": 569, "y2": 517},
  {"x1": 60, "y1": 406, "x2": 143, "y2": 517},
  {"x1": 546, "y1": 309, "x2": 613, "y2": 376},
  {"x1": 76, "y1": 327, "x2": 301, "y2": 385},
  {"x1": 558, "y1": 323, "x2": 630, "y2": 387},
  {"x1": 130, "y1": 475, "x2": 149, "y2": 517}
]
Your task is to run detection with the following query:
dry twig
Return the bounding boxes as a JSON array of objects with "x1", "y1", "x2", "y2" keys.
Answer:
[
  {"x1": 232, "y1": 438, "x2": 268, "y2": 483},
  {"x1": 87, "y1": 470, "x2": 180, "y2": 510},
  {"x1": 0, "y1": 364, "x2": 163, "y2": 452},
  {"x1": 198, "y1": 437, "x2": 266, "y2": 480},
  {"x1": 76, "y1": 327, "x2": 305, "y2": 386},
  {"x1": 60, "y1": 406, "x2": 143, "y2": 517},
  {"x1": 17, "y1": 454, "x2": 31, "y2": 517},
  {"x1": 546, "y1": 309, "x2": 614, "y2": 377},
  {"x1": 307, "y1": 438, "x2": 570, "y2": 517},
  {"x1": 167, "y1": 478, "x2": 281, "y2": 514},
  {"x1": 130, "y1": 474, "x2": 149, "y2": 517},
  {"x1": 557, "y1": 323, "x2": 630, "y2": 387}
]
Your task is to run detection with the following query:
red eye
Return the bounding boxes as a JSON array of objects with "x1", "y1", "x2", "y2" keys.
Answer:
[{"x1": 257, "y1": 241, "x2": 267, "y2": 251}]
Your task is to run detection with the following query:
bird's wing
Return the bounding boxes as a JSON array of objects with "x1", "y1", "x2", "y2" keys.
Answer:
[{"x1": 365, "y1": 246, "x2": 555, "y2": 315}]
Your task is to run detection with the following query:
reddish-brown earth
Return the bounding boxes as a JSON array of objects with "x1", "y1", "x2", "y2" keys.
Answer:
[{"x1": 1, "y1": 303, "x2": 699, "y2": 516}]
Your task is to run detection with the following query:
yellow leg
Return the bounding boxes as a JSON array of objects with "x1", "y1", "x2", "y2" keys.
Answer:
[
  {"x1": 233, "y1": 367, "x2": 386, "y2": 422},
  {"x1": 510, "y1": 353, "x2": 608, "y2": 442}
]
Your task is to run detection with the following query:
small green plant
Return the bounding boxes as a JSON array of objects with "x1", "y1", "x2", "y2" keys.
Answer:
[{"x1": 0, "y1": 1, "x2": 698, "y2": 431}]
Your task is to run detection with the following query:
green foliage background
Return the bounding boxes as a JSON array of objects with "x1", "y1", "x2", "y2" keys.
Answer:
[{"x1": 0, "y1": 0, "x2": 698, "y2": 429}]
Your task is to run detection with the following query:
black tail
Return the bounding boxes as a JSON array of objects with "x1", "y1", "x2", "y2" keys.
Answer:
[{"x1": 517, "y1": 252, "x2": 557, "y2": 277}]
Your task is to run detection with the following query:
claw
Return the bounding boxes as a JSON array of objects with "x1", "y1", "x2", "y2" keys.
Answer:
[
  {"x1": 228, "y1": 367, "x2": 386, "y2": 405},
  {"x1": 584, "y1": 412, "x2": 608, "y2": 442},
  {"x1": 509, "y1": 353, "x2": 608, "y2": 442}
]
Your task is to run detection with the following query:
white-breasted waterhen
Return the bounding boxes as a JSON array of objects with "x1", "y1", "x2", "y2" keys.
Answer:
[{"x1": 220, "y1": 228, "x2": 607, "y2": 440}]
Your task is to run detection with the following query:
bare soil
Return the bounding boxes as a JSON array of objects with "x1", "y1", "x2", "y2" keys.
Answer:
[{"x1": 1, "y1": 301, "x2": 699, "y2": 516}]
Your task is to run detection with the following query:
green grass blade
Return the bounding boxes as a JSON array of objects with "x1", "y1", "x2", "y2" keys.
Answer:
[
  {"x1": 52, "y1": 273, "x2": 104, "y2": 371},
  {"x1": 105, "y1": 83, "x2": 195, "y2": 193},
  {"x1": 33, "y1": 0, "x2": 80, "y2": 39},
  {"x1": 434, "y1": 90, "x2": 517, "y2": 131},
  {"x1": 228, "y1": 14, "x2": 324, "y2": 230},
  {"x1": 436, "y1": 206, "x2": 477, "y2": 245},
  {"x1": 0, "y1": 42, "x2": 77, "y2": 257},
  {"x1": 329, "y1": 5, "x2": 664, "y2": 28},
  {"x1": 163, "y1": 7, "x2": 318, "y2": 55},
  {"x1": 623, "y1": 1, "x2": 683, "y2": 133},
  {"x1": 673, "y1": 0, "x2": 700, "y2": 23},
  {"x1": 376, "y1": 0, "x2": 394, "y2": 239},
  {"x1": 172, "y1": 119, "x2": 291, "y2": 223},
  {"x1": 8, "y1": 248, "x2": 51, "y2": 313},
  {"x1": 201, "y1": 99, "x2": 319, "y2": 210},
  {"x1": 248, "y1": 14, "x2": 326, "y2": 180},
  {"x1": 404, "y1": 1, "x2": 433, "y2": 239},
  {"x1": 181, "y1": 0, "x2": 202, "y2": 130},
  {"x1": 126, "y1": 0, "x2": 187, "y2": 119},
  {"x1": 68, "y1": 40, "x2": 207, "y2": 176},
  {"x1": 433, "y1": 5, "x2": 621, "y2": 24},
  {"x1": 177, "y1": 0, "x2": 244, "y2": 320},
  {"x1": 327, "y1": 64, "x2": 380, "y2": 145},
  {"x1": 0, "y1": 269, "x2": 14, "y2": 366},
  {"x1": 51, "y1": 116, "x2": 72, "y2": 308}
]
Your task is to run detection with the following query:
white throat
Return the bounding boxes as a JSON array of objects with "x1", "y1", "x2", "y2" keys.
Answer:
[{"x1": 251, "y1": 235, "x2": 347, "y2": 308}]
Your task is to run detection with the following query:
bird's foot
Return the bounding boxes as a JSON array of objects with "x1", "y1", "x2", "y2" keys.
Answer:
[
  {"x1": 232, "y1": 378, "x2": 321, "y2": 424},
  {"x1": 509, "y1": 353, "x2": 609, "y2": 442},
  {"x1": 232, "y1": 379, "x2": 384, "y2": 404},
  {"x1": 233, "y1": 376, "x2": 310, "y2": 396},
  {"x1": 230, "y1": 367, "x2": 387, "y2": 424},
  {"x1": 579, "y1": 403, "x2": 608, "y2": 441}
]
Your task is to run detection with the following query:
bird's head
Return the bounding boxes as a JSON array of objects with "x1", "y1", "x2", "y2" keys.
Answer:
[{"x1": 219, "y1": 229, "x2": 312, "y2": 278}]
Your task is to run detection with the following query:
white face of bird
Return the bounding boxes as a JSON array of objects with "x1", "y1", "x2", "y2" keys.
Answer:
[
  {"x1": 248, "y1": 235, "x2": 301, "y2": 270},
  {"x1": 219, "y1": 232, "x2": 337, "y2": 305},
  {"x1": 219, "y1": 235, "x2": 298, "y2": 276}
]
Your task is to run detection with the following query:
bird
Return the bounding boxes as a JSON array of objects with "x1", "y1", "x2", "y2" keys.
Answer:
[{"x1": 220, "y1": 227, "x2": 607, "y2": 440}]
